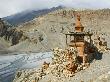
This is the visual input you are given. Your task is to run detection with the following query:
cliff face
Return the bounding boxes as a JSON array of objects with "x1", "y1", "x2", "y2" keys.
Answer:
[
  {"x1": 0, "y1": 19, "x2": 23, "y2": 46},
  {"x1": 0, "y1": 19, "x2": 11, "y2": 53}
]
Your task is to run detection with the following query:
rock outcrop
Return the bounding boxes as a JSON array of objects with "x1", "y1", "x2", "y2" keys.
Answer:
[{"x1": 0, "y1": 18, "x2": 24, "y2": 46}]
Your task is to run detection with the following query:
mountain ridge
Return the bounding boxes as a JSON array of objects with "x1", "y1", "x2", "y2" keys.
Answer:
[{"x1": 3, "y1": 6, "x2": 64, "y2": 26}]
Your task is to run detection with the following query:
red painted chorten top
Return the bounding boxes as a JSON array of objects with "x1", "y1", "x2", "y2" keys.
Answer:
[{"x1": 75, "y1": 15, "x2": 84, "y2": 32}]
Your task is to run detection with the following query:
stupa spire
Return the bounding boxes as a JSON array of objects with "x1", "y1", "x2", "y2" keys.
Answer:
[{"x1": 75, "y1": 14, "x2": 84, "y2": 32}]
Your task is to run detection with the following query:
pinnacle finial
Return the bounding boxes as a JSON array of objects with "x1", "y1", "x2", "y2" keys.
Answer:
[
  {"x1": 77, "y1": 14, "x2": 81, "y2": 21},
  {"x1": 75, "y1": 14, "x2": 84, "y2": 32}
]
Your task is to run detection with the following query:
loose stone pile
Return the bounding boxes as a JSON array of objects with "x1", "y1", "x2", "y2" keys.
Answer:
[
  {"x1": 13, "y1": 47, "x2": 90, "y2": 82},
  {"x1": 93, "y1": 36, "x2": 108, "y2": 52},
  {"x1": 44, "y1": 47, "x2": 90, "y2": 77}
]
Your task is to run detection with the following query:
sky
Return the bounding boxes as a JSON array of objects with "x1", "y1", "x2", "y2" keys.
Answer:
[{"x1": 0, "y1": 0, "x2": 110, "y2": 18}]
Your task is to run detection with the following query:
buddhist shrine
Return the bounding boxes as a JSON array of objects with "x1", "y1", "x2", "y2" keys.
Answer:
[{"x1": 65, "y1": 15, "x2": 93, "y2": 64}]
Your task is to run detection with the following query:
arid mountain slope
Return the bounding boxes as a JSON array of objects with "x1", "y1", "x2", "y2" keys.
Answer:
[
  {"x1": 1, "y1": 8, "x2": 110, "y2": 52},
  {"x1": 10, "y1": 9, "x2": 110, "y2": 52},
  {"x1": 3, "y1": 6, "x2": 63, "y2": 26}
]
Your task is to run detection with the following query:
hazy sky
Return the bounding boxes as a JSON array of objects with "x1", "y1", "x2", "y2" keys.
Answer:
[{"x1": 0, "y1": 0, "x2": 110, "y2": 17}]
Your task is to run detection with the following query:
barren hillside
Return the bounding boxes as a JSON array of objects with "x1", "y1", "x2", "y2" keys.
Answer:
[
  {"x1": 1, "y1": 8, "x2": 110, "y2": 82},
  {"x1": 8, "y1": 8, "x2": 110, "y2": 52},
  {"x1": 1, "y1": 8, "x2": 110, "y2": 52}
]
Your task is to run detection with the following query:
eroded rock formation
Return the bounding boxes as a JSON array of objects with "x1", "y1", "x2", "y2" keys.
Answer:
[{"x1": 0, "y1": 18, "x2": 24, "y2": 45}]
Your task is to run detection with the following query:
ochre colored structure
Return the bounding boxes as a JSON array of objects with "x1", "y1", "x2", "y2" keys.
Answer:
[{"x1": 65, "y1": 15, "x2": 93, "y2": 64}]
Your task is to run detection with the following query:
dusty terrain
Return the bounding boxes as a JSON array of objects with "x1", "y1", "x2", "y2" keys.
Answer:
[
  {"x1": 12, "y1": 50, "x2": 110, "y2": 82},
  {"x1": 12, "y1": 9, "x2": 110, "y2": 82},
  {"x1": 0, "y1": 8, "x2": 110, "y2": 82}
]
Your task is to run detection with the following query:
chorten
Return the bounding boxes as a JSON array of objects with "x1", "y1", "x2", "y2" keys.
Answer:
[{"x1": 65, "y1": 15, "x2": 93, "y2": 64}]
